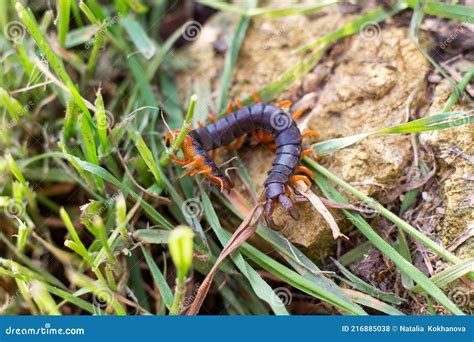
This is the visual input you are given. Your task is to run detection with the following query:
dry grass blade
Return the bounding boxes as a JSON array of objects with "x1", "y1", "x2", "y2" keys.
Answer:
[
  {"x1": 294, "y1": 181, "x2": 347, "y2": 240},
  {"x1": 187, "y1": 204, "x2": 261, "y2": 315}
]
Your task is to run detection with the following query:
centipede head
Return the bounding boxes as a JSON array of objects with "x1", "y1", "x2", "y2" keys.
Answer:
[
  {"x1": 263, "y1": 186, "x2": 299, "y2": 228},
  {"x1": 165, "y1": 129, "x2": 233, "y2": 194}
]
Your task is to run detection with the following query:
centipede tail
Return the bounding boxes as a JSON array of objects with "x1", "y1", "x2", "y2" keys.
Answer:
[{"x1": 171, "y1": 103, "x2": 312, "y2": 226}]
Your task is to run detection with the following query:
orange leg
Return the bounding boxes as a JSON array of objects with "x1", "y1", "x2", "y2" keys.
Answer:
[
  {"x1": 284, "y1": 184, "x2": 296, "y2": 200},
  {"x1": 182, "y1": 167, "x2": 197, "y2": 177},
  {"x1": 208, "y1": 113, "x2": 218, "y2": 123},
  {"x1": 251, "y1": 129, "x2": 264, "y2": 143},
  {"x1": 292, "y1": 109, "x2": 303, "y2": 120},
  {"x1": 226, "y1": 102, "x2": 233, "y2": 114},
  {"x1": 302, "y1": 148, "x2": 313, "y2": 156},
  {"x1": 183, "y1": 155, "x2": 205, "y2": 169},
  {"x1": 262, "y1": 132, "x2": 273, "y2": 143},
  {"x1": 262, "y1": 132, "x2": 276, "y2": 150},
  {"x1": 234, "y1": 99, "x2": 243, "y2": 109},
  {"x1": 232, "y1": 136, "x2": 245, "y2": 150},
  {"x1": 196, "y1": 165, "x2": 212, "y2": 175},
  {"x1": 171, "y1": 155, "x2": 189, "y2": 166},
  {"x1": 182, "y1": 156, "x2": 205, "y2": 177},
  {"x1": 224, "y1": 135, "x2": 245, "y2": 151},
  {"x1": 208, "y1": 175, "x2": 226, "y2": 193},
  {"x1": 295, "y1": 165, "x2": 315, "y2": 179},
  {"x1": 250, "y1": 131, "x2": 259, "y2": 142},
  {"x1": 301, "y1": 130, "x2": 318, "y2": 139},
  {"x1": 276, "y1": 100, "x2": 292, "y2": 108},
  {"x1": 291, "y1": 175, "x2": 312, "y2": 189},
  {"x1": 164, "y1": 130, "x2": 178, "y2": 145},
  {"x1": 252, "y1": 91, "x2": 261, "y2": 103},
  {"x1": 197, "y1": 121, "x2": 205, "y2": 127}
]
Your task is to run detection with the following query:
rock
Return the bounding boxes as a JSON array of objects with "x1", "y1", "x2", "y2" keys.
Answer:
[
  {"x1": 176, "y1": 4, "x2": 430, "y2": 259},
  {"x1": 420, "y1": 80, "x2": 474, "y2": 259}
]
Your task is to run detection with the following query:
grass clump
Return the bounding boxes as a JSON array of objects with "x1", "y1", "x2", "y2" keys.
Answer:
[{"x1": 0, "y1": 0, "x2": 472, "y2": 316}]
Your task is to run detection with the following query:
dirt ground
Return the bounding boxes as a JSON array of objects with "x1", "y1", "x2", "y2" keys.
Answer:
[{"x1": 175, "y1": 3, "x2": 473, "y2": 263}]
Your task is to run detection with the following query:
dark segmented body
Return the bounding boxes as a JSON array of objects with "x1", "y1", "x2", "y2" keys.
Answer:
[{"x1": 187, "y1": 104, "x2": 302, "y2": 201}]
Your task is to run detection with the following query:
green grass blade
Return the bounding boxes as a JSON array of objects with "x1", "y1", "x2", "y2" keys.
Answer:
[
  {"x1": 63, "y1": 99, "x2": 79, "y2": 140},
  {"x1": 412, "y1": 258, "x2": 474, "y2": 293},
  {"x1": 293, "y1": 4, "x2": 406, "y2": 54},
  {"x1": 218, "y1": 0, "x2": 255, "y2": 112},
  {"x1": 312, "y1": 169, "x2": 465, "y2": 315},
  {"x1": 343, "y1": 289, "x2": 405, "y2": 315},
  {"x1": 338, "y1": 241, "x2": 372, "y2": 266},
  {"x1": 134, "y1": 229, "x2": 169, "y2": 244},
  {"x1": 15, "y1": 1, "x2": 94, "y2": 127},
  {"x1": 201, "y1": 190, "x2": 289, "y2": 315},
  {"x1": 215, "y1": 191, "x2": 365, "y2": 314},
  {"x1": 312, "y1": 111, "x2": 474, "y2": 154},
  {"x1": 234, "y1": 234, "x2": 367, "y2": 315},
  {"x1": 59, "y1": 150, "x2": 174, "y2": 229},
  {"x1": 57, "y1": 0, "x2": 71, "y2": 47},
  {"x1": 397, "y1": 229, "x2": 415, "y2": 290},
  {"x1": 80, "y1": 113, "x2": 104, "y2": 189},
  {"x1": 0, "y1": 87, "x2": 28, "y2": 120},
  {"x1": 404, "y1": 0, "x2": 474, "y2": 22},
  {"x1": 121, "y1": 17, "x2": 156, "y2": 59},
  {"x1": 94, "y1": 89, "x2": 108, "y2": 154},
  {"x1": 312, "y1": 133, "x2": 370, "y2": 155},
  {"x1": 233, "y1": 46, "x2": 327, "y2": 112},
  {"x1": 0, "y1": 267, "x2": 105, "y2": 314},
  {"x1": 198, "y1": 0, "x2": 338, "y2": 17},
  {"x1": 141, "y1": 246, "x2": 174, "y2": 309},
  {"x1": 333, "y1": 259, "x2": 404, "y2": 305},
  {"x1": 134, "y1": 132, "x2": 163, "y2": 186},
  {"x1": 305, "y1": 158, "x2": 468, "y2": 272},
  {"x1": 442, "y1": 68, "x2": 474, "y2": 112}
]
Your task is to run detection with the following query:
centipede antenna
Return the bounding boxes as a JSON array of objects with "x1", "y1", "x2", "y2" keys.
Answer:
[
  {"x1": 161, "y1": 110, "x2": 174, "y2": 138},
  {"x1": 218, "y1": 156, "x2": 238, "y2": 168},
  {"x1": 224, "y1": 166, "x2": 239, "y2": 179}
]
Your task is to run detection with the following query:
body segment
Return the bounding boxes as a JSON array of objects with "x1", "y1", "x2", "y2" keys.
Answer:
[{"x1": 186, "y1": 104, "x2": 303, "y2": 224}]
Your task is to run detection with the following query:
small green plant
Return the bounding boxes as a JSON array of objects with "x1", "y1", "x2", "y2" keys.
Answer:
[{"x1": 168, "y1": 225, "x2": 195, "y2": 315}]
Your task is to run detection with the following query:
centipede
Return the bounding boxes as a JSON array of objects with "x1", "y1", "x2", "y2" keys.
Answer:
[{"x1": 165, "y1": 94, "x2": 318, "y2": 227}]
